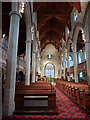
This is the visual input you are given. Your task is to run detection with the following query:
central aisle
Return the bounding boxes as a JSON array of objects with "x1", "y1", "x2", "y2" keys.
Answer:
[
  {"x1": 55, "y1": 86, "x2": 87, "y2": 118},
  {"x1": 4, "y1": 86, "x2": 90, "y2": 120}
]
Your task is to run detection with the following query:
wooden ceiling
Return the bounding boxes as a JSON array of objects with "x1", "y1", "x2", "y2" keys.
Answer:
[
  {"x1": 33, "y1": 2, "x2": 81, "y2": 51},
  {"x1": 2, "y1": 2, "x2": 81, "y2": 55}
]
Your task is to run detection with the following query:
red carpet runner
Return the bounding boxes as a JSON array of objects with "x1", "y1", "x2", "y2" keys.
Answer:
[{"x1": 3, "y1": 86, "x2": 90, "y2": 120}]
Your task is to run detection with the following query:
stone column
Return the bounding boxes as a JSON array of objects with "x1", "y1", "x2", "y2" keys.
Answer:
[
  {"x1": 3, "y1": 2, "x2": 21, "y2": 116},
  {"x1": 25, "y1": 3, "x2": 32, "y2": 85},
  {"x1": 32, "y1": 51, "x2": 36, "y2": 82},
  {"x1": 36, "y1": 50, "x2": 39, "y2": 73},
  {"x1": 36, "y1": 32, "x2": 41, "y2": 75},
  {"x1": 67, "y1": 52, "x2": 70, "y2": 81},
  {"x1": 60, "y1": 63, "x2": 62, "y2": 79},
  {"x1": 32, "y1": 32, "x2": 36, "y2": 82},
  {"x1": 35, "y1": 42, "x2": 38, "y2": 81},
  {"x1": 60, "y1": 56, "x2": 63, "y2": 79},
  {"x1": 63, "y1": 61, "x2": 66, "y2": 80},
  {"x1": 38, "y1": 56, "x2": 41, "y2": 74},
  {"x1": 0, "y1": 2, "x2": 2, "y2": 119},
  {"x1": 85, "y1": 41, "x2": 90, "y2": 85},
  {"x1": 73, "y1": 51, "x2": 78, "y2": 83},
  {"x1": 62, "y1": 54, "x2": 66, "y2": 80},
  {"x1": 25, "y1": 40, "x2": 32, "y2": 85}
]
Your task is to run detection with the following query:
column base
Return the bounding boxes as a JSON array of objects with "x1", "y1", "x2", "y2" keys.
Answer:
[
  {"x1": 3, "y1": 102, "x2": 15, "y2": 116},
  {"x1": 36, "y1": 76, "x2": 38, "y2": 81},
  {"x1": 75, "y1": 80, "x2": 79, "y2": 83},
  {"x1": 0, "y1": 86, "x2": 2, "y2": 119},
  {"x1": 67, "y1": 77, "x2": 70, "y2": 81},
  {"x1": 25, "y1": 74, "x2": 30, "y2": 85},
  {"x1": 32, "y1": 80, "x2": 35, "y2": 83}
]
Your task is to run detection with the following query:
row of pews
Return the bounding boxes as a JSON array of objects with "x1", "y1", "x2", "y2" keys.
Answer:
[
  {"x1": 14, "y1": 80, "x2": 57, "y2": 114},
  {"x1": 56, "y1": 80, "x2": 90, "y2": 114}
]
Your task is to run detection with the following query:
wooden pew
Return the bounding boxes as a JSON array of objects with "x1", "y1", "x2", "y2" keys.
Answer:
[
  {"x1": 16, "y1": 81, "x2": 54, "y2": 90},
  {"x1": 15, "y1": 81, "x2": 57, "y2": 114},
  {"x1": 56, "y1": 80, "x2": 90, "y2": 114},
  {"x1": 35, "y1": 80, "x2": 51, "y2": 84},
  {"x1": 82, "y1": 90, "x2": 90, "y2": 113}
]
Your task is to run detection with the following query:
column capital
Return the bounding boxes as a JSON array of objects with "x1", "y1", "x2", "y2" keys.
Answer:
[
  {"x1": 25, "y1": 40, "x2": 32, "y2": 43},
  {"x1": 9, "y1": 11, "x2": 22, "y2": 18}
]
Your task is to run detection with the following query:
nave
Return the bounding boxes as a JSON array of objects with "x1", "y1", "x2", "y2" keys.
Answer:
[
  {"x1": 3, "y1": 83, "x2": 90, "y2": 120},
  {"x1": 1, "y1": 1, "x2": 90, "y2": 119}
]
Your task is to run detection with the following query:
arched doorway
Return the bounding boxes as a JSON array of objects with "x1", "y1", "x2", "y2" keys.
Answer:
[{"x1": 45, "y1": 63, "x2": 55, "y2": 80}]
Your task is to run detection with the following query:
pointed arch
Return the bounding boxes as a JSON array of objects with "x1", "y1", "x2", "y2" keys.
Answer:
[{"x1": 44, "y1": 63, "x2": 55, "y2": 78}]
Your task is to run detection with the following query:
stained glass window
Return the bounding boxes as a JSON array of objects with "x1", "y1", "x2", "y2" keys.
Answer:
[
  {"x1": 69, "y1": 55, "x2": 73, "y2": 67},
  {"x1": 45, "y1": 63, "x2": 54, "y2": 78},
  {"x1": 78, "y1": 52, "x2": 82, "y2": 63},
  {"x1": 79, "y1": 72, "x2": 83, "y2": 78}
]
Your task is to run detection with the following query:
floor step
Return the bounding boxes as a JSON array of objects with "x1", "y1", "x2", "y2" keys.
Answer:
[{"x1": 13, "y1": 107, "x2": 58, "y2": 115}]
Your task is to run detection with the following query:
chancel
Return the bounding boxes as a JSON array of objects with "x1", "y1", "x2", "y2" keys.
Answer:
[{"x1": 1, "y1": 1, "x2": 90, "y2": 120}]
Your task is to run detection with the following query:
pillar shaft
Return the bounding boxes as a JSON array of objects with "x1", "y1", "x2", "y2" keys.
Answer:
[
  {"x1": 63, "y1": 61, "x2": 66, "y2": 80},
  {"x1": 32, "y1": 52, "x2": 36, "y2": 82},
  {"x1": 62, "y1": 54, "x2": 66, "y2": 80},
  {"x1": 25, "y1": 3, "x2": 32, "y2": 85},
  {"x1": 60, "y1": 63, "x2": 62, "y2": 79},
  {"x1": 85, "y1": 42, "x2": 90, "y2": 85},
  {"x1": 73, "y1": 52, "x2": 78, "y2": 83},
  {"x1": 67, "y1": 53, "x2": 70, "y2": 81},
  {"x1": 3, "y1": 2, "x2": 21, "y2": 116},
  {"x1": 25, "y1": 40, "x2": 32, "y2": 85}
]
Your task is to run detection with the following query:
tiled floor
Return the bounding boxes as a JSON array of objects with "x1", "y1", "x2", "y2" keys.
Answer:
[{"x1": 3, "y1": 86, "x2": 90, "y2": 120}]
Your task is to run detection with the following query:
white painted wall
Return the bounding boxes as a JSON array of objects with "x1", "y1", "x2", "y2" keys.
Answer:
[{"x1": 41, "y1": 44, "x2": 60, "y2": 78}]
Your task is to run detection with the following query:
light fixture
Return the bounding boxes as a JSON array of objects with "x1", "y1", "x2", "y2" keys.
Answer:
[
  {"x1": 61, "y1": 54, "x2": 63, "y2": 57},
  {"x1": 80, "y1": 49, "x2": 82, "y2": 52},
  {"x1": 36, "y1": 45, "x2": 38, "y2": 52},
  {"x1": 81, "y1": 30, "x2": 86, "y2": 43},
  {"x1": 3, "y1": 34, "x2": 5, "y2": 38},
  {"x1": 31, "y1": 25, "x2": 34, "y2": 33},
  {"x1": 67, "y1": 28, "x2": 69, "y2": 34},
  {"x1": 19, "y1": 3, "x2": 25, "y2": 14},
  {"x1": 65, "y1": 49, "x2": 67, "y2": 52},
  {"x1": 32, "y1": 32, "x2": 34, "y2": 41}
]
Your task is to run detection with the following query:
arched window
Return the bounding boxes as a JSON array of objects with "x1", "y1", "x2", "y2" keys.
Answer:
[
  {"x1": 69, "y1": 55, "x2": 72, "y2": 61},
  {"x1": 69, "y1": 55, "x2": 73, "y2": 67},
  {"x1": 74, "y1": 11, "x2": 78, "y2": 21},
  {"x1": 67, "y1": 27, "x2": 70, "y2": 34},
  {"x1": 79, "y1": 72, "x2": 83, "y2": 78},
  {"x1": 85, "y1": 50, "x2": 86, "y2": 60},
  {"x1": 45, "y1": 63, "x2": 55, "y2": 78},
  {"x1": 78, "y1": 52, "x2": 82, "y2": 63}
]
